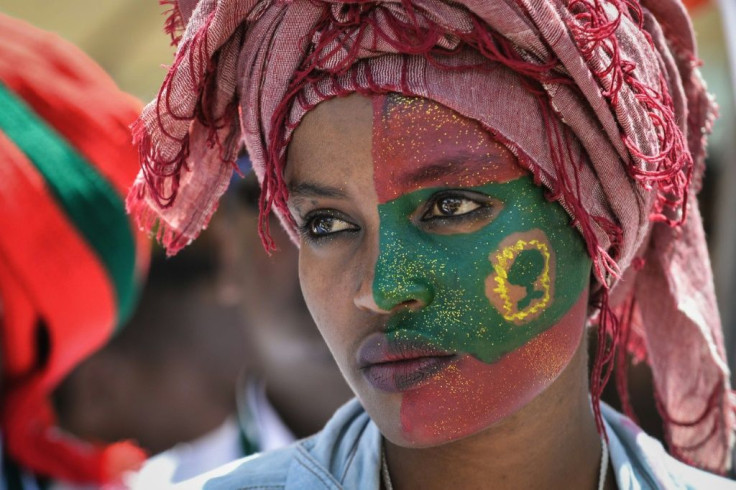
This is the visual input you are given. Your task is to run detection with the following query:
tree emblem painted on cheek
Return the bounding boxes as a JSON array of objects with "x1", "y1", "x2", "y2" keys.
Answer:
[{"x1": 485, "y1": 230, "x2": 555, "y2": 325}]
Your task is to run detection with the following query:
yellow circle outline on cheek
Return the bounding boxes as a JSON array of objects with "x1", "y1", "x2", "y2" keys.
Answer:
[{"x1": 491, "y1": 239, "x2": 551, "y2": 322}]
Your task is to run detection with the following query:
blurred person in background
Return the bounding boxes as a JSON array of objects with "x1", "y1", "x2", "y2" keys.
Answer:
[
  {"x1": 0, "y1": 13, "x2": 150, "y2": 488},
  {"x1": 54, "y1": 231, "x2": 248, "y2": 476},
  {"x1": 59, "y1": 164, "x2": 352, "y2": 485}
]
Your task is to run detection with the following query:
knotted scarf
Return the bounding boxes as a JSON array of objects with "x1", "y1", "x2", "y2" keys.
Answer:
[
  {"x1": 129, "y1": 0, "x2": 733, "y2": 473},
  {"x1": 0, "y1": 14, "x2": 149, "y2": 484}
]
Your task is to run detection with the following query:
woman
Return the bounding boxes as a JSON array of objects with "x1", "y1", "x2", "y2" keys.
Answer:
[{"x1": 129, "y1": 0, "x2": 735, "y2": 487}]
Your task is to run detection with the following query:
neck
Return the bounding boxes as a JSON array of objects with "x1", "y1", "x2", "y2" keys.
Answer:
[{"x1": 384, "y1": 340, "x2": 612, "y2": 490}]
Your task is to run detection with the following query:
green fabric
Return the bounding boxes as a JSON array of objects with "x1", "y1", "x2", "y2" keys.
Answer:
[
  {"x1": 374, "y1": 175, "x2": 592, "y2": 362},
  {"x1": 0, "y1": 82, "x2": 137, "y2": 328}
]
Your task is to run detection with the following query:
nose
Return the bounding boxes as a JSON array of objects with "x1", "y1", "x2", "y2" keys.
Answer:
[
  {"x1": 374, "y1": 276, "x2": 434, "y2": 312},
  {"x1": 353, "y1": 232, "x2": 435, "y2": 314}
]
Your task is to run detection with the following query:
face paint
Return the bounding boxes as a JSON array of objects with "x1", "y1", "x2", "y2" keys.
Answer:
[
  {"x1": 371, "y1": 95, "x2": 592, "y2": 444},
  {"x1": 399, "y1": 296, "x2": 587, "y2": 442}
]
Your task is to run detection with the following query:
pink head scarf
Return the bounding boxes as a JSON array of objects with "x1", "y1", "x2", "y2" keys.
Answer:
[{"x1": 129, "y1": 0, "x2": 733, "y2": 473}]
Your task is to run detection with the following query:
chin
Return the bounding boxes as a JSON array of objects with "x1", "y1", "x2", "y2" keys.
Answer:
[{"x1": 394, "y1": 355, "x2": 552, "y2": 447}]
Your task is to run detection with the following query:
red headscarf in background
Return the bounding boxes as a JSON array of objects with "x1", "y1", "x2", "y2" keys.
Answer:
[
  {"x1": 130, "y1": 0, "x2": 733, "y2": 474},
  {"x1": 0, "y1": 14, "x2": 150, "y2": 484},
  {"x1": 684, "y1": 0, "x2": 710, "y2": 12}
]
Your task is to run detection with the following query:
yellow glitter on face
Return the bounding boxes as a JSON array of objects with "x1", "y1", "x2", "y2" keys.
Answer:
[{"x1": 486, "y1": 232, "x2": 554, "y2": 325}]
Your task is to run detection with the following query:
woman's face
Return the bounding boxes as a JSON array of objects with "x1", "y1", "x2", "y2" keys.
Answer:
[{"x1": 286, "y1": 93, "x2": 592, "y2": 447}]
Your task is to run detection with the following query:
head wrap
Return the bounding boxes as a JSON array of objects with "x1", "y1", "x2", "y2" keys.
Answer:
[
  {"x1": 0, "y1": 14, "x2": 149, "y2": 483},
  {"x1": 129, "y1": 0, "x2": 734, "y2": 473}
]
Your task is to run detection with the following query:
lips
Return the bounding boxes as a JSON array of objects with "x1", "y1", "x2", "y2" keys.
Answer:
[{"x1": 357, "y1": 332, "x2": 457, "y2": 393}]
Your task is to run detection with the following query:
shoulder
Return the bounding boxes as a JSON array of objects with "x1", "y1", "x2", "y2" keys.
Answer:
[
  {"x1": 602, "y1": 404, "x2": 735, "y2": 490},
  {"x1": 173, "y1": 398, "x2": 381, "y2": 490},
  {"x1": 175, "y1": 446, "x2": 295, "y2": 490}
]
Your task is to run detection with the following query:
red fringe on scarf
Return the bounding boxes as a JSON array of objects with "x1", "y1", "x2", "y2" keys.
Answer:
[
  {"x1": 161, "y1": 0, "x2": 186, "y2": 47},
  {"x1": 133, "y1": 6, "x2": 240, "y2": 211},
  {"x1": 568, "y1": 0, "x2": 694, "y2": 226}
]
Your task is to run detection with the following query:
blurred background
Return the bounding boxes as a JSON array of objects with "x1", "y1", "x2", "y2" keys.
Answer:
[
  {"x1": 2, "y1": 1, "x2": 174, "y2": 101},
  {"x1": 2, "y1": 0, "x2": 735, "y2": 479}
]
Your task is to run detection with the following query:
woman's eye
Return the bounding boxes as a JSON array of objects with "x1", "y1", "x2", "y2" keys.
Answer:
[
  {"x1": 424, "y1": 195, "x2": 483, "y2": 219},
  {"x1": 302, "y1": 213, "x2": 358, "y2": 239}
]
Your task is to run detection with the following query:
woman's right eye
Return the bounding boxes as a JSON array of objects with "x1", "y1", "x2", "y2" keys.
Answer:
[{"x1": 301, "y1": 212, "x2": 359, "y2": 240}]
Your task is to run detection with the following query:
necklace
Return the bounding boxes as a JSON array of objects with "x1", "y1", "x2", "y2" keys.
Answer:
[
  {"x1": 598, "y1": 437, "x2": 609, "y2": 490},
  {"x1": 380, "y1": 438, "x2": 609, "y2": 490}
]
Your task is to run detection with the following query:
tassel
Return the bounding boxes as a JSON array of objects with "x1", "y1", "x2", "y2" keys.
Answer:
[
  {"x1": 160, "y1": 0, "x2": 186, "y2": 47},
  {"x1": 567, "y1": 0, "x2": 694, "y2": 227}
]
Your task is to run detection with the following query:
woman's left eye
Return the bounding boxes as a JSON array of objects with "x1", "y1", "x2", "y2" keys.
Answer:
[{"x1": 423, "y1": 195, "x2": 483, "y2": 220}]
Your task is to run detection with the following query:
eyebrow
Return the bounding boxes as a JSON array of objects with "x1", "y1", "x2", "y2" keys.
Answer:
[
  {"x1": 400, "y1": 155, "x2": 489, "y2": 187},
  {"x1": 288, "y1": 182, "x2": 348, "y2": 199}
]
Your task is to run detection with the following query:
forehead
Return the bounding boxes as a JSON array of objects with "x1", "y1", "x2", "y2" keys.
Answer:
[
  {"x1": 373, "y1": 94, "x2": 524, "y2": 203},
  {"x1": 285, "y1": 93, "x2": 373, "y2": 189},
  {"x1": 285, "y1": 93, "x2": 524, "y2": 199}
]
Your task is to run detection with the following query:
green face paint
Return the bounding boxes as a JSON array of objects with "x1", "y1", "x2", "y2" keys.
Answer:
[{"x1": 374, "y1": 175, "x2": 592, "y2": 363}]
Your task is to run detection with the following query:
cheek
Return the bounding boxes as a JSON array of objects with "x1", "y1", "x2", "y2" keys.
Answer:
[
  {"x1": 298, "y1": 250, "x2": 334, "y2": 340},
  {"x1": 485, "y1": 229, "x2": 555, "y2": 327},
  {"x1": 399, "y1": 289, "x2": 588, "y2": 445},
  {"x1": 377, "y1": 179, "x2": 591, "y2": 366},
  {"x1": 298, "y1": 247, "x2": 359, "y2": 368},
  {"x1": 374, "y1": 185, "x2": 592, "y2": 444}
]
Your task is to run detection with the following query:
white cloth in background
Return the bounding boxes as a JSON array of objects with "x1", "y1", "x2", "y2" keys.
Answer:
[
  {"x1": 242, "y1": 376, "x2": 295, "y2": 453},
  {"x1": 129, "y1": 379, "x2": 295, "y2": 488},
  {"x1": 129, "y1": 417, "x2": 243, "y2": 488}
]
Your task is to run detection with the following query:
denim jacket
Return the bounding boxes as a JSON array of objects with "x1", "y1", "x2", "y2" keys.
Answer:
[{"x1": 177, "y1": 399, "x2": 734, "y2": 490}]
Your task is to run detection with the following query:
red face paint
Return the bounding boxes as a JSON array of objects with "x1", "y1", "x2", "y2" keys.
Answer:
[
  {"x1": 399, "y1": 293, "x2": 586, "y2": 444},
  {"x1": 372, "y1": 95, "x2": 525, "y2": 204}
]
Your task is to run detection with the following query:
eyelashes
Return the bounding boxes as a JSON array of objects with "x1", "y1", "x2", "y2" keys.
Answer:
[
  {"x1": 297, "y1": 189, "x2": 496, "y2": 244},
  {"x1": 421, "y1": 191, "x2": 488, "y2": 221},
  {"x1": 298, "y1": 210, "x2": 359, "y2": 244}
]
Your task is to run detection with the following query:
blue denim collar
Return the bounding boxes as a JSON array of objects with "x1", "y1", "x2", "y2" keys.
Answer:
[{"x1": 286, "y1": 399, "x2": 382, "y2": 489}]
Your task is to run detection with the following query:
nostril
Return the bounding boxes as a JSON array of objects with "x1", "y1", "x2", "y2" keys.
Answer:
[
  {"x1": 373, "y1": 278, "x2": 435, "y2": 313},
  {"x1": 396, "y1": 297, "x2": 426, "y2": 313}
]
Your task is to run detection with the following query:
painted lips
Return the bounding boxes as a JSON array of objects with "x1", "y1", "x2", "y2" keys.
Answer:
[{"x1": 357, "y1": 333, "x2": 457, "y2": 393}]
